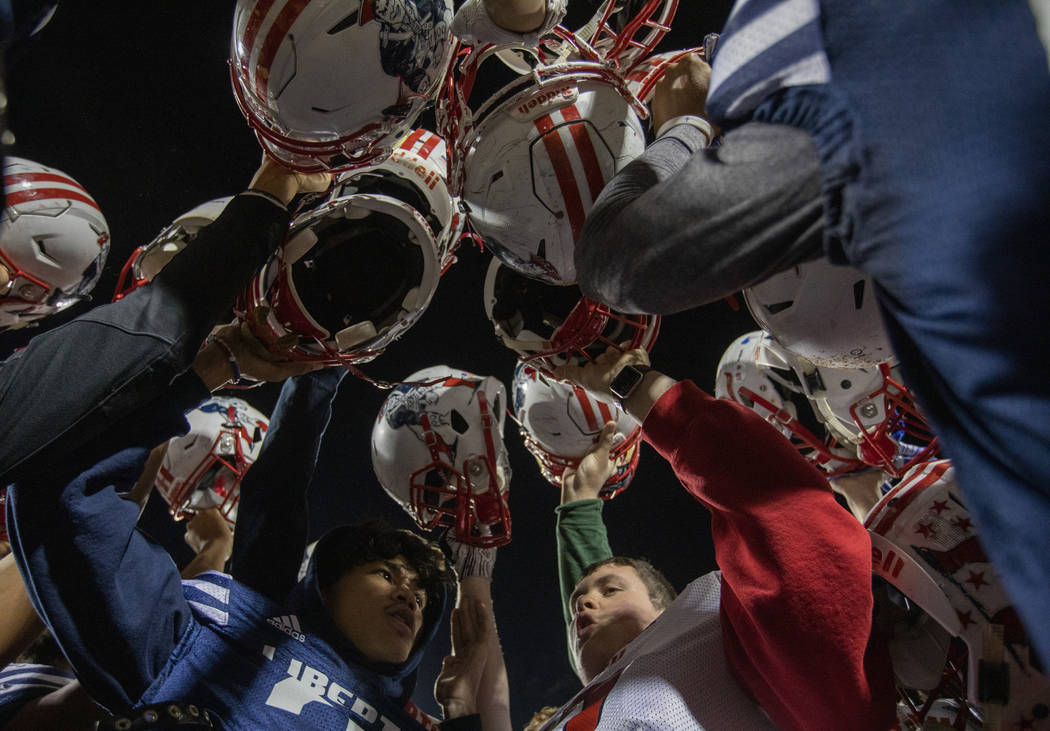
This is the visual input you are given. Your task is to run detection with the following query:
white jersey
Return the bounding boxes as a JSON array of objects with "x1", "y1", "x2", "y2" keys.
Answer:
[{"x1": 541, "y1": 572, "x2": 776, "y2": 730}]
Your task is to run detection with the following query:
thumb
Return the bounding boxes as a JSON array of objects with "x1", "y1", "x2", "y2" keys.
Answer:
[{"x1": 594, "y1": 421, "x2": 619, "y2": 457}]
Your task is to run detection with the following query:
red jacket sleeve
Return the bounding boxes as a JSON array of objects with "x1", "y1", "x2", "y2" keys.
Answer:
[{"x1": 642, "y1": 381, "x2": 896, "y2": 731}]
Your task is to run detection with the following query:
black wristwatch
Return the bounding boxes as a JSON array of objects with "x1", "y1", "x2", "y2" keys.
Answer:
[{"x1": 609, "y1": 364, "x2": 650, "y2": 405}]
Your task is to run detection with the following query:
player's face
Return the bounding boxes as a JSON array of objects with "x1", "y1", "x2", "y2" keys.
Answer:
[
  {"x1": 569, "y1": 563, "x2": 663, "y2": 683},
  {"x1": 323, "y1": 555, "x2": 427, "y2": 664}
]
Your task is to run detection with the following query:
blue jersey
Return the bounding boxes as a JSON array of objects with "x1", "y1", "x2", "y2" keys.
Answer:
[{"x1": 125, "y1": 571, "x2": 439, "y2": 730}]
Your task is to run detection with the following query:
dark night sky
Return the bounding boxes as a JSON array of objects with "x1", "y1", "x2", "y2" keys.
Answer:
[{"x1": 1, "y1": 2, "x2": 747, "y2": 725}]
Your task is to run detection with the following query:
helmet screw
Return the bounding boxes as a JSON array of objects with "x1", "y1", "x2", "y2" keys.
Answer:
[{"x1": 859, "y1": 403, "x2": 878, "y2": 419}]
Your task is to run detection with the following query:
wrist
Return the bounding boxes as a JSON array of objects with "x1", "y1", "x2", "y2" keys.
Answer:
[
  {"x1": 192, "y1": 342, "x2": 238, "y2": 392},
  {"x1": 623, "y1": 370, "x2": 677, "y2": 423},
  {"x1": 440, "y1": 701, "x2": 476, "y2": 720},
  {"x1": 655, "y1": 114, "x2": 714, "y2": 144}
]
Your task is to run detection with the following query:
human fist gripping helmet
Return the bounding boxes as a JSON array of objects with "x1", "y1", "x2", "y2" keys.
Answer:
[
  {"x1": 230, "y1": 0, "x2": 455, "y2": 172},
  {"x1": 113, "y1": 197, "x2": 232, "y2": 300},
  {"x1": 156, "y1": 397, "x2": 270, "y2": 525},
  {"x1": 512, "y1": 362, "x2": 641, "y2": 499},
  {"x1": 866, "y1": 460, "x2": 1050, "y2": 730},
  {"x1": 1, "y1": 157, "x2": 110, "y2": 330},
  {"x1": 483, "y1": 258, "x2": 659, "y2": 374},
  {"x1": 744, "y1": 257, "x2": 894, "y2": 368},
  {"x1": 371, "y1": 366, "x2": 512, "y2": 547},
  {"x1": 236, "y1": 141, "x2": 446, "y2": 366},
  {"x1": 714, "y1": 330, "x2": 864, "y2": 476}
]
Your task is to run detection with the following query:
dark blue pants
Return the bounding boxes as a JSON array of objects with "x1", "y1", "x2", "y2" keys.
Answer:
[{"x1": 816, "y1": 0, "x2": 1050, "y2": 663}]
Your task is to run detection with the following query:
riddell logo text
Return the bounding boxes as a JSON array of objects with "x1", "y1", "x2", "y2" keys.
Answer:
[{"x1": 515, "y1": 86, "x2": 577, "y2": 117}]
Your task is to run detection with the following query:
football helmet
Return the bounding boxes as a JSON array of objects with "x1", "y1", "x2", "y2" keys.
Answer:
[
  {"x1": 371, "y1": 366, "x2": 511, "y2": 546},
  {"x1": 229, "y1": 0, "x2": 455, "y2": 172},
  {"x1": 155, "y1": 397, "x2": 270, "y2": 525},
  {"x1": 744, "y1": 257, "x2": 894, "y2": 368},
  {"x1": 512, "y1": 362, "x2": 641, "y2": 498},
  {"x1": 715, "y1": 331, "x2": 864, "y2": 476},
  {"x1": 459, "y1": 63, "x2": 646, "y2": 285},
  {"x1": 807, "y1": 361, "x2": 938, "y2": 477},
  {"x1": 866, "y1": 460, "x2": 1050, "y2": 730},
  {"x1": 483, "y1": 257, "x2": 659, "y2": 374},
  {"x1": 332, "y1": 128, "x2": 464, "y2": 271},
  {"x1": 235, "y1": 149, "x2": 443, "y2": 366},
  {"x1": 113, "y1": 197, "x2": 232, "y2": 300},
  {"x1": 580, "y1": 0, "x2": 679, "y2": 73},
  {"x1": 1, "y1": 156, "x2": 110, "y2": 330}
]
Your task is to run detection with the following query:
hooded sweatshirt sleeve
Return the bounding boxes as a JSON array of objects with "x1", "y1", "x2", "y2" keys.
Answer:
[
  {"x1": 640, "y1": 380, "x2": 896, "y2": 731},
  {"x1": 229, "y1": 367, "x2": 348, "y2": 602},
  {"x1": 574, "y1": 122, "x2": 824, "y2": 315}
]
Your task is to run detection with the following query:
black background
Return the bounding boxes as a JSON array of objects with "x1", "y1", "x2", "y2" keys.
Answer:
[{"x1": 1, "y1": 2, "x2": 747, "y2": 724}]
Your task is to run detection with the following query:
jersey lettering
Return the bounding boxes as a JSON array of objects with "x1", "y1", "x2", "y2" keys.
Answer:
[{"x1": 264, "y1": 657, "x2": 402, "y2": 729}]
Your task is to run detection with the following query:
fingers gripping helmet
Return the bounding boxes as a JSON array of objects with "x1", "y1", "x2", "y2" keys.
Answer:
[
  {"x1": 113, "y1": 197, "x2": 233, "y2": 300},
  {"x1": 1, "y1": 157, "x2": 110, "y2": 330},
  {"x1": 512, "y1": 362, "x2": 641, "y2": 498},
  {"x1": 371, "y1": 366, "x2": 512, "y2": 546},
  {"x1": 714, "y1": 330, "x2": 864, "y2": 476},
  {"x1": 230, "y1": 0, "x2": 455, "y2": 172},
  {"x1": 744, "y1": 258, "x2": 894, "y2": 368},
  {"x1": 156, "y1": 397, "x2": 270, "y2": 525},
  {"x1": 866, "y1": 460, "x2": 1050, "y2": 729},
  {"x1": 236, "y1": 157, "x2": 442, "y2": 366},
  {"x1": 483, "y1": 258, "x2": 659, "y2": 374},
  {"x1": 460, "y1": 63, "x2": 646, "y2": 285}
]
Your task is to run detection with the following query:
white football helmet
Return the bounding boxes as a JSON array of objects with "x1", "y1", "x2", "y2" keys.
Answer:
[
  {"x1": 459, "y1": 63, "x2": 646, "y2": 285},
  {"x1": 715, "y1": 331, "x2": 864, "y2": 476},
  {"x1": 371, "y1": 366, "x2": 511, "y2": 546},
  {"x1": 866, "y1": 460, "x2": 1050, "y2": 730},
  {"x1": 512, "y1": 362, "x2": 641, "y2": 498},
  {"x1": 483, "y1": 257, "x2": 660, "y2": 374},
  {"x1": 806, "y1": 361, "x2": 938, "y2": 477},
  {"x1": 156, "y1": 396, "x2": 270, "y2": 525},
  {"x1": 1, "y1": 157, "x2": 110, "y2": 330},
  {"x1": 744, "y1": 258, "x2": 894, "y2": 368},
  {"x1": 332, "y1": 128, "x2": 464, "y2": 271},
  {"x1": 230, "y1": 0, "x2": 455, "y2": 172},
  {"x1": 235, "y1": 154, "x2": 442, "y2": 366},
  {"x1": 113, "y1": 197, "x2": 232, "y2": 300}
]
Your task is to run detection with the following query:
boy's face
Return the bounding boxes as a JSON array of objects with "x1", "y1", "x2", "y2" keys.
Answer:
[
  {"x1": 569, "y1": 563, "x2": 663, "y2": 683},
  {"x1": 323, "y1": 555, "x2": 428, "y2": 664}
]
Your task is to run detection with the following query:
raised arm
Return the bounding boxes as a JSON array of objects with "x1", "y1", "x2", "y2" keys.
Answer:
[
  {"x1": 228, "y1": 366, "x2": 347, "y2": 601},
  {"x1": 0, "y1": 160, "x2": 330, "y2": 484},
  {"x1": 557, "y1": 347, "x2": 896, "y2": 731},
  {"x1": 575, "y1": 53, "x2": 824, "y2": 315}
]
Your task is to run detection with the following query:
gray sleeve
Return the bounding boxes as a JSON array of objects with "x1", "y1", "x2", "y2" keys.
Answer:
[{"x1": 575, "y1": 121, "x2": 825, "y2": 314}]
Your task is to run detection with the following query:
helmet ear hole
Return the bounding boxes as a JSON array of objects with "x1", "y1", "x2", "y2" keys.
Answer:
[{"x1": 450, "y1": 410, "x2": 469, "y2": 435}]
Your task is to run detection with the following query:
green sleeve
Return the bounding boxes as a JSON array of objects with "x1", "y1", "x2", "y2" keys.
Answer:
[{"x1": 555, "y1": 498, "x2": 613, "y2": 669}]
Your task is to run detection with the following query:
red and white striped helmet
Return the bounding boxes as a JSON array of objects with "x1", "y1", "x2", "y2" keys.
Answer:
[
  {"x1": 513, "y1": 362, "x2": 641, "y2": 499},
  {"x1": 1, "y1": 157, "x2": 109, "y2": 330},
  {"x1": 461, "y1": 65, "x2": 645, "y2": 285},
  {"x1": 230, "y1": 0, "x2": 456, "y2": 173},
  {"x1": 236, "y1": 132, "x2": 448, "y2": 366},
  {"x1": 156, "y1": 396, "x2": 270, "y2": 526},
  {"x1": 113, "y1": 197, "x2": 232, "y2": 301},
  {"x1": 483, "y1": 257, "x2": 659, "y2": 375},
  {"x1": 866, "y1": 460, "x2": 1050, "y2": 730}
]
